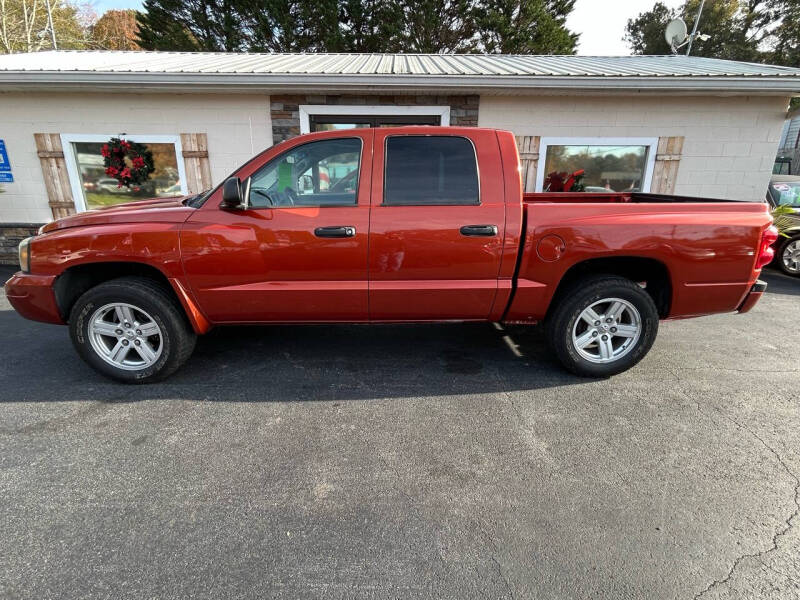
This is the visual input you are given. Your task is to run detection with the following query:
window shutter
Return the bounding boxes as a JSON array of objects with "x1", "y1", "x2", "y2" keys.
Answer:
[
  {"x1": 181, "y1": 133, "x2": 212, "y2": 194},
  {"x1": 34, "y1": 133, "x2": 77, "y2": 219},
  {"x1": 515, "y1": 136, "x2": 540, "y2": 193},
  {"x1": 651, "y1": 136, "x2": 684, "y2": 194}
]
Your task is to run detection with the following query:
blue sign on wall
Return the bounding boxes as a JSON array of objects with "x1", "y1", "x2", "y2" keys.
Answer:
[
  {"x1": 0, "y1": 139, "x2": 11, "y2": 172},
  {"x1": 0, "y1": 140, "x2": 13, "y2": 182}
]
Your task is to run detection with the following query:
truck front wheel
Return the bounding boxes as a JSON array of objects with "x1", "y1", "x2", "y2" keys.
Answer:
[
  {"x1": 545, "y1": 275, "x2": 659, "y2": 377},
  {"x1": 68, "y1": 277, "x2": 197, "y2": 383}
]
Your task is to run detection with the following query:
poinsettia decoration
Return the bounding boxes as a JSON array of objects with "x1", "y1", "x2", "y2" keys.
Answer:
[
  {"x1": 101, "y1": 137, "x2": 155, "y2": 189},
  {"x1": 544, "y1": 169, "x2": 586, "y2": 193}
]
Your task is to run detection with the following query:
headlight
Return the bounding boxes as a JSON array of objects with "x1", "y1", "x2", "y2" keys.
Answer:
[
  {"x1": 38, "y1": 223, "x2": 50, "y2": 235},
  {"x1": 18, "y1": 237, "x2": 31, "y2": 273}
]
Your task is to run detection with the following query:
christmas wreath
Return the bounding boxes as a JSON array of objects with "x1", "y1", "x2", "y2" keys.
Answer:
[
  {"x1": 101, "y1": 137, "x2": 155, "y2": 188},
  {"x1": 544, "y1": 169, "x2": 586, "y2": 193}
]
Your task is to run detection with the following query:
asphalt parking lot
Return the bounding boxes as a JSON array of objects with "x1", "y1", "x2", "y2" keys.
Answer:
[{"x1": 1, "y1": 266, "x2": 798, "y2": 599}]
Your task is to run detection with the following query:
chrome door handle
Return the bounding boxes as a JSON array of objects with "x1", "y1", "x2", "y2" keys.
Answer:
[
  {"x1": 314, "y1": 226, "x2": 356, "y2": 238},
  {"x1": 460, "y1": 225, "x2": 498, "y2": 237}
]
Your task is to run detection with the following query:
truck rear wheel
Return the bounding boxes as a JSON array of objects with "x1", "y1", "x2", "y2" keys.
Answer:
[
  {"x1": 68, "y1": 277, "x2": 196, "y2": 383},
  {"x1": 545, "y1": 275, "x2": 659, "y2": 377}
]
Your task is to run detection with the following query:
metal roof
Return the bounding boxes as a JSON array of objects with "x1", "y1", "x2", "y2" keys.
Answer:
[{"x1": 1, "y1": 51, "x2": 799, "y2": 94}]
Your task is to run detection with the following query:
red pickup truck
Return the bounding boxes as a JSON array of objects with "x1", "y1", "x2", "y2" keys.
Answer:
[{"x1": 5, "y1": 127, "x2": 777, "y2": 383}]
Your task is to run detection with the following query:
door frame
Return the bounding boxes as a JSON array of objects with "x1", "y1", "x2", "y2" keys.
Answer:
[{"x1": 299, "y1": 105, "x2": 451, "y2": 134}]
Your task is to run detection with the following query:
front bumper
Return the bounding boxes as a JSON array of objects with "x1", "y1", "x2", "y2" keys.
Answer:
[
  {"x1": 737, "y1": 280, "x2": 767, "y2": 314},
  {"x1": 4, "y1": 272, "x2": 64, "y2": 324}
]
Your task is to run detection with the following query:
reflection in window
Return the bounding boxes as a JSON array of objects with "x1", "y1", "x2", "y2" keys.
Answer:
[
  {"x1": 543, "y1": 144, "x2": 650, "y2": 192},
  {"x1": 309, "y1": 115, "x2": 440, "y2": 131},
  {"x1": 249, "y1": 138, "x2": 361, "y2": 208},
  {"x1": 71, "y1": 141, "x2": 181, "y2": 210},
  {"x1": 312, "y1": 123, "x2": 370, "y2": 132}
]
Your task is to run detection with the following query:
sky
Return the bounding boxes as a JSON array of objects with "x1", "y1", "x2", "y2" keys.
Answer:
[
  {"x1": 89, "y1": 0, "x2": 686, "y2": 56},
  {"x1": 567, "y1": 0, "x2": 685, "y2": 55}
]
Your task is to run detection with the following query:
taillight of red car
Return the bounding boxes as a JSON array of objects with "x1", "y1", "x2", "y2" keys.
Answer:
[{"x1": 755, "y1": 225, "x2": 779, "y2": 270}]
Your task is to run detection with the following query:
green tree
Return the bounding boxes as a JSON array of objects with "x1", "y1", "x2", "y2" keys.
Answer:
[
  {"x1": 623, "y1": 2, "x2": 676, "y2": 55},
  {"x1": 336, "y1": 0, "x2": 404, "y2": 52},
  {"x1": 402, "y1": 0, "x2": 478, "y2": 53},
  {"x1": 137, "y1": 0, "x2": 247, "y2": 51},
  {"x1": 624, "y1": 0, "x2": 773, "y2": 61},
  {"x1": 770, "y1": 0, "x2": 800, "y2": 66},
  {"x1": 476, "y1": 0, "x2": 578, "y2": 54},
  {"x1": 136, "y1": 0, "x2": 579, "y2": 54}
]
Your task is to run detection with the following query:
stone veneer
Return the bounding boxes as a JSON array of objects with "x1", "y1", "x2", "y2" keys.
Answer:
[
  {"x1": 0, "y1": 224, "x2": 41, "y2": 265},
  {"x1": 270, "y1": 94, "x2": 480, "y2": 142}
]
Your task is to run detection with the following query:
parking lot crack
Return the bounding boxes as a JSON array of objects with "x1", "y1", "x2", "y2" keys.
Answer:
[
  {"x1": 672, "y1": 370, "x2": 800, "y2": 599},
  {"x1": 474, "y1": 520, "x2": 515, "y2": 600}
]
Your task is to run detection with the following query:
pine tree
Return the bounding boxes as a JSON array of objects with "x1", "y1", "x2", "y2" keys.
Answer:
[
  {"x1": 137, "y1": 0, "x2": 248, "y2": 51},
  {"x1": 136, "y1": 0, "x2": 580, "y2": 54},
  {"x1": 337, "y1": 0, "x2": 404, "y2": 52},
  {"x1": 402, "y1": 0, "x2": 478, "y2": 53},
  {"x1": 770, "y1": 0, "x2": 800, "y2": 66},
  {"x1": 476, "y1": 0, "x2": 578, "y2": 54}
]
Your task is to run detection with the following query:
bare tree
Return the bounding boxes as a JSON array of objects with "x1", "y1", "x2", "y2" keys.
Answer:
[{"x1": 0, "y1": 0, "x2": 91, "y2": 53}]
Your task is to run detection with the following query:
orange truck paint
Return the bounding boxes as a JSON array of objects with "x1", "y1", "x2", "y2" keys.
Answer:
[{"x1": 5, "y1": 127, "x2": 772, "y2": 330}]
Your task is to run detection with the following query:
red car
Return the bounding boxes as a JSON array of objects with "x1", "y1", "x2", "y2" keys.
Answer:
[{"x1": 5, "y1": 127, "x2": 776, "y2": 382}]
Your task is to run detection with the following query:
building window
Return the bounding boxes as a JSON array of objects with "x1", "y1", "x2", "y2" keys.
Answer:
[
  {"x1": 536, "y1": 138, "x2": 658, "y2": 193},
  {"x1": 383, "y1": 136, "x2": 479, "y2": 206},
  {"x1": 299, "y1": 105, "x2": 450, "y2": 134},
  {"x1": 61, "y1": 134, "x2": 188, "y2": 212}
]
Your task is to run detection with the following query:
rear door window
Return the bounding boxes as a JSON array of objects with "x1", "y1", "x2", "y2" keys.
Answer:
[{"x1": 383, "y1": 136, "x2": 479, "y2": 206}]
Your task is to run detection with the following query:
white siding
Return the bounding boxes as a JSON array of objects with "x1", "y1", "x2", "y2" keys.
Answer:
[
  {"x1": 0, "y1": 92, "x2": 272, "y2": 223},
  {"x1": 478, "y1": 95, "x2": 789, "y2": 201}
]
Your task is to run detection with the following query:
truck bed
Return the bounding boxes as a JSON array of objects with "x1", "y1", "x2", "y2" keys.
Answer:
[
  {"x1": 523, "y1": 192, "x2": 757, "y2": 204},
  {"x1": 505, "y1": 194, "x2": 772, "y2": 323}
]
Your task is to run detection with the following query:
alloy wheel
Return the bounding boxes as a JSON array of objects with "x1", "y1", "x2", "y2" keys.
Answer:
[
  {"x1": 88, "y1": 302, "x2": 163, "y2": 370},
  {"x1": 572, "y1": 297, "x2": 642, "y2": 364},
  {"x1": 782, "y1": 240, "x2": 800, "y2": 274}
]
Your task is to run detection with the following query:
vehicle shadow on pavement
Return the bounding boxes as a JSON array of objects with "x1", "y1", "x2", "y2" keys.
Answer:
[
  {"x1": 761, "y1": 269, "x2": 800, "y2": 296},
  {"x1": 0, "y1": 308, "x2": 583, "y2": 402}
]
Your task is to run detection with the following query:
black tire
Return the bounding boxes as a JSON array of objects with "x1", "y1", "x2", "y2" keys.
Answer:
[
  {"x1": 545, "y1": 275, "x2": 659, "y2": 378},
  {"x1": 775, "y1": 234, "x2": 800, "y2": 277},
  {"x1": 69, "y1": 276, "x2": 196, "y2": 383}
]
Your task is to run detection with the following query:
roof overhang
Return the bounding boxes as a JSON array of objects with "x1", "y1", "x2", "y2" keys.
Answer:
[{"x1": 1, "y1": 71, "x2": 799, "y2": 96}]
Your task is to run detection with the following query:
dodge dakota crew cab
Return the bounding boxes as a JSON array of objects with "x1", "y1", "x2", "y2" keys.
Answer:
[{"x1": 5, "y1": 127, "x2": 777, "y2": 383}]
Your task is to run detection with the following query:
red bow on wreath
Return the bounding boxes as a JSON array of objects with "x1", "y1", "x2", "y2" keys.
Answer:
[{"x1": 102, "y1": 137, "x2": 155, "y2": 188}]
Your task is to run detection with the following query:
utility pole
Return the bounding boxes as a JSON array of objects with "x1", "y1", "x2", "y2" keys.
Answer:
[
  {"x1": 45, "y1": 0, "x2": 58, "y2": 50},
  {"x1": 686, "y1": 0, "x2": 706, "y2": 56}
]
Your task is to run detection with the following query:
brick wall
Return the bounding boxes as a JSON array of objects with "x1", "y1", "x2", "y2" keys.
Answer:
[
  {"x1": 270, "y1": 94, "x2": 480, "y2": 142},
  {"x1": 0, "y1": 224, "x2": 41, "y2": 265}
]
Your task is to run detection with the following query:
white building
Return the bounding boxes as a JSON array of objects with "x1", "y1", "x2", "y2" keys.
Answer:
[
  {"x1": 776, "y1": 107, "x2": 800, "y2": 174},
  {"x1": 0, "y1": 51, "x2": 798, "y2": 262}
]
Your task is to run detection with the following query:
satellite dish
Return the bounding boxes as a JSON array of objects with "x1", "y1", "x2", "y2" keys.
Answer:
[{"x1": 665, "y1": 18, "x2": 688, "y2": 53}]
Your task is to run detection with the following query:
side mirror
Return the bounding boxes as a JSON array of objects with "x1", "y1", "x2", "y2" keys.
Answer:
[{"x1": 221, "y1": 177, "x2": 243, "y2": 209}]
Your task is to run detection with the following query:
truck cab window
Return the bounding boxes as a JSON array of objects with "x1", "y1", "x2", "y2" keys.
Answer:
[
  {"x1": 383, "y1": 136, "x2": 479, "y2": 206},
  {"x1": 249, "y1": 138, "x2": 361, "y2": 208}
]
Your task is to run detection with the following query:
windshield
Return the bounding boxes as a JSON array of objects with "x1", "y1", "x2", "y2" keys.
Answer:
[{"x1": 770, "y1": 181, "x2": 800, "y2": 207}]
